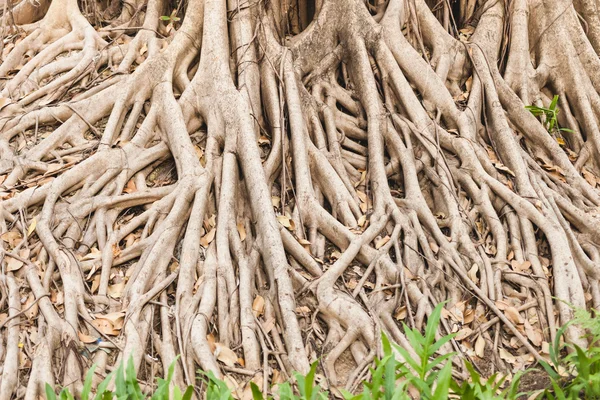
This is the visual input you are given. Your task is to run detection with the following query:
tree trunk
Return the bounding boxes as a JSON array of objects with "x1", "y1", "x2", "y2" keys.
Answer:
[{"x1": 1, "y1": 0, "x2": 600, "y2": 396}]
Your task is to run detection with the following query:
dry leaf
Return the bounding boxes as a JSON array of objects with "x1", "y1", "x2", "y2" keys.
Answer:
[
  {"x1": 455, "y1": 327, "x2": 473, "y2": 341},
  {"x1": 295, "y1": 306, "x2": 311, "y2": 315},
  {"x1": 78, "y1": 331, "x2": 98, "y2": 343},
  {"x1": 27, "y1": 218, "x2": 37, "y2": 237},
  {"x1": 346, "y1": 278, "x2": 358, "y2": 290},
  {"x1": 468, "y1": 264, "x2": 479, "y2": 283},
  {"x1": 262, "y1": 317, "x2": 275, "y2": 333},
  {"x1": 91, "y1": 275, "x2": 101, "y2": 294},
  {"x1": 23, "y1": 293, "x2": 38, "y2": 319},
  {"x1": 357, "y1": 214, "x2": 367, "y2": 227},
  {"x1": 276, "y1": 215, "x2": 295, "y2": 230},
  {"x1": 271, "y1": 196, "x2": 281, "y2": 208},
  {"x1": 525, "y1": 320, "x2": 542, "y2": 346},
  {"x1": 200, "y1": 228, "x2": 216, "y2": 247},
  {"x1": 429, "y1": 241, "x2": 439, "y2": 254},
  {"x1": 375, "y1": 235, "x2": 390, "y2": 249},
  {"x1": 237, "y1": 223, "x2": 246, "y2": 241},
  {"x1": 6, "y1": 257, "x2": 24, "y2": 272},
  {"x1": 499, "y1": 348, "x2": 516, "y2": 364},
  {"x1": 463, "y1": 308, "x2": 475, "y2": 324},
  {"x1": 495, "y1": 300, "x2": 510, "y2": 310},
  {"x1": 215, "y1": 343, "x2": 238, "y2": 367},
  {"x1": 505, "y1": 307, "x2": 523, "y2": 325},
  {"x1": 91, "y1": 318, "x2": 120, "y2": 336},
  {"x1": 81, "y1": 247, "x2": 101, "y2": 261},
  {"x1": 124, "y1": 179, "x2": 137, "y2": 194},
  {"x1": 475, "y1": 335, "x2": 485, "y2": 357},
  {"x1": 511, "y1": 260, "x2": 532, "y2": 272},
  {"x1": 394, "y1": 306, "x2": 407, "y2": 320},
  {"x1": 107, "y1": 282, "x2": 125, "y2": 298},
  {"x1": 252, "y1": 295, "x2": 265, "y2": 317},
  {"x1": 1, "y1": 231, "x2": 22, "y2": 248},
  {"x1": 583, "y1": 168, "x2": 597, "y2": 187},
  {"x1": 494, "y1": 163, "x2": 516, "y2": 177}
]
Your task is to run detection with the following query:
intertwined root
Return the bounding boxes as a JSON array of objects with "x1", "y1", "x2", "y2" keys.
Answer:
[{"x1": 2, "y1": 0, "x2": 600, "y2": 397}]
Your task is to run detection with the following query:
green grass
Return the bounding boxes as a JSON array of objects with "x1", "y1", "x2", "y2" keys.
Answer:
[{"x1": 45, "y1": 303, "x2": 600, "y2": 400}]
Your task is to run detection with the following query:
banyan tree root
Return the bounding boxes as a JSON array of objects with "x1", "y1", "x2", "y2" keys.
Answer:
[{"x1": 2, "y1": 0, "x2": 600, "y2": 397}]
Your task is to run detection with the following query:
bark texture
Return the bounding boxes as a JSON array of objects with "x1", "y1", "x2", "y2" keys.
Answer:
[{"x1": 1, "y1": 0, "x2": 600, "y2": 396}]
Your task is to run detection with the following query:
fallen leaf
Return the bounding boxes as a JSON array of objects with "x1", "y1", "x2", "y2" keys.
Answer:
[
  {"x1": 495, "y1": 300, "x2": 510, "y2": 310},
  {"x1": 375, "y1": 235, "x2": 390, "y2": 249},
  {"x1": 81, "y1": 247, "x2": 101, "y2": 261},
  {"x1": 455, "y1": 327, "x2": 473, "y2": 341},
  {"x1": 583, "y1": 168, "x2": 597, "y2": 187},
  {"x1": 124, "y1": 179, "x2": 137, "y2": 194},
  {"x1": 499, "y1": 348, "x2": 516, "y2": 363},
  {"x1": 494, "y1": 162, "x2": 516, "y2": 177},
  {"x1": 200, "y1": 228, "x2": 216, "y2": 247},
  {"x1": 78, "y1": 332, "x2": 98, "y2": 344},
  {"x1": 394, "y1": 306, "x2": 407, "y2": 320},
  {"x1": 276, "y1": 215, "x2": 295, "y2": 230},
  {"x1": 107, "y1": 282, "x2": 125, "y2": 298},
  {"x1": 429, "y1": 241, "x2": 439, "y2": 254},
  {"x1": 23, "y1": 293, "x2": 38, "y2": 319},
  {"x1": 6, "y1": 257, "x2": 24, "y2": 272},
  {"x1": 252, "y1": 295, "x2": 265, "y2": 318},
  {"x1": 525, "y1": 320, "x2": 542, "y2": 346},
  {"x1": 295, "y1": 306, "x2": 311, "y2": 315},
  {"x1": 271, "y1": 196, "x2": 281, "y2": 208},
  {"x1": 262, "y1": 317, "x2": 275, "y2": 333},
  {"x1": 91, "y1": 318, "x2": 120, "y2": 336},
  {"x1": 91, "y1": 275, "x2": 100, "y2": 294},
  {"x1": 463, "y1": 308, "x2": 475, "y2": 324},
  {"x1": 468, "y1": 264, "x2": 479, "y2": 283},
  {"x1": 357, "y1": 214, "x2": 367, "y2": 227},
  {"x1": 237, "y1": 223, "x2": 246, "y2": 241},
  {"x1": 475, "y1": 335, "x2": 485, "y2": 357},
  {"x1": 215, "y1": 343, "x2": 238, "y2": 367},
  {"x1": 1, "y1": 231, "x2": 22, "y2": 248},
  {"x1": 27, "y1": 218, "x2": 37, "y2": 237},
  {"x1": 505, "y1": 307, "x2": 523, "y2": 325},
  {"x1": 346, "y1": 278, "x2": 358, "y2": 290}
]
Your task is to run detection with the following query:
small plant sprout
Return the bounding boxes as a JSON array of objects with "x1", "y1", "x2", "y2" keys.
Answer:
[{"x1": 525, "y1": 95, "x2": 574, "y2": 146}]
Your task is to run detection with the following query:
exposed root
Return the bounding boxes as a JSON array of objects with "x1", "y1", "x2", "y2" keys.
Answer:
[{"x1": 2, "y1": 0, "x2": 600, "y2": 396}]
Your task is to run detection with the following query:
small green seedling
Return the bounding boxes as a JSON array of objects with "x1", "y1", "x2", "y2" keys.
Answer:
[
  {"x1": 160, "y1": 9, "x2": 180, "y2": 23},
  {"x1": 525, "y1": 95, "x2": 574, "y2": 145}
]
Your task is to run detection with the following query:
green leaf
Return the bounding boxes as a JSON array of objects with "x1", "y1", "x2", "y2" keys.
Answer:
[
  {"x1": 431, "y1": 362, "x2": 452, "y2": 400},
  {"x1": 574, "y1": 344, "x2": 591, "y2": 379},
  {"x1": 94, "y1": 369, "x2": 116, "y2": 400},
  {"x1": 250, "y1": 382, "x2": 264, "y2": 400},
  {"x1": 45, "y1": 383, "x2": 57, "y2": 400},
  {"x1": 81, "y1": 365, "x2": 97, "y2": 400},
  {"x1": 181, "y1": 386, "x2": 194, "y2": 400},
  {"x1": 425, "y1": 302, "x2": 446, "y2": 348},
  {"x1": 160, "y1": 15, "x2": 171, "y2": 20},
  {"x1": 549, "y1": 95, "x2": 559, "y2": 112},
  {"x1": 429, "y1": 332, "x2": 456, "y2": 356}
]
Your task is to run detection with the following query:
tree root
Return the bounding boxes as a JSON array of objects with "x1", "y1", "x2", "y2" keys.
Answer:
[{"x1": 2, "y1": 0, "x2": 600, "y2": 396}]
